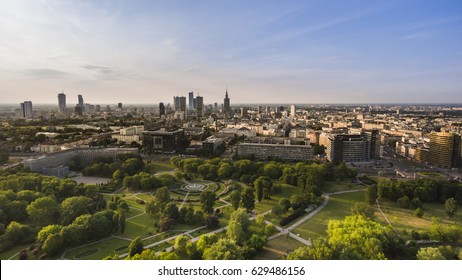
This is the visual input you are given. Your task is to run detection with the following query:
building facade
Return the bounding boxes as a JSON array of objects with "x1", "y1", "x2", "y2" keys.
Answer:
[
  {"x1": 429, "y1": 132, "x2": 461, "y2": 169},
  {"x1": 143, "y1": 129, "x2": 186, "y2": 154}
]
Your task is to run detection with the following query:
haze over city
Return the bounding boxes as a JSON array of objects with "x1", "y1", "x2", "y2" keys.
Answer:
[{"x1": 1, "y1": 0, "x2": 461, "y2": 104}]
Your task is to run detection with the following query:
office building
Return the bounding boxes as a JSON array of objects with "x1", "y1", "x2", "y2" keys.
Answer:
[
  {"x1": 326, "y1": 134, "x2": 373, "y2": 163},
  {"x1": 196, "y1": 95, "x2": 203, "y2": 118},
  {"x1": 58, "y1": 93, "x2": 66, "y2": 114},
  {"x1": 118, "y1": 103, "x2": 123, "y2": 110},
  {"x1": 78, "y1": 95, "x2": 84, "y2": 109},
  {"x1": 429, "y1": 132, "x2": 461, "y2": 169},
  {"x1": 188, "y1": 91, "x2": 194, "y2": 111},
  {"x1": 143, "y1": 129, "x2": 186, "y2": 154},
  {"x1": 159, "y1": 102, "x2": 165, "y2": 117},
  {"x1": 20, "y1": 101, "x2": 33, "y2": 118},
  {"x1": 290, "y1": 104, "x2": 296, "y2": 116}
]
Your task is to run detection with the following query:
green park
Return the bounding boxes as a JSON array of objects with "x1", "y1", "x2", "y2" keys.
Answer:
[{"x1": 1, "y1": 154, "x2": 461, "y2": 260}]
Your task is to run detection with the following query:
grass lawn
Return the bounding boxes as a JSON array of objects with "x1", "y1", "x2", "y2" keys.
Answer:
[
  {"x1": 376, "y1": 200, "x2": 462, "y2": 237},
  {"x1": 322, "y1": 180, "x2": 364, "y2": 193},
  {"x1": 291, "y1": 191, "x2": 365, "y2": 240},
  {"x1": 146, "y1": 161, "x2": 175, "y2": 172},
  {"x1": 418, "y1": 172, "x2": 446, "y2": 179},
  {"x1": 120, "y1": 214, "x2": 158, "y2": 239},
  {"x1": 0, "y1": 243, "x2": 32, "y2": 260},
  {"x1": 63, "y1": 237, "x2": 131, "y2": 260},
  {"x1": 255, "y1": 236, "x2": 304, "y2": 260}
]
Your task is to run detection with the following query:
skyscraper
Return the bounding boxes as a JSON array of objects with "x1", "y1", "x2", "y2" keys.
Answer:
[
  {"x1": 196, "y1": 95, "x2": 203, "y2": 118},
  {"x1": 20, "y1": 101, "x2": 33, "y2": 118},
  {"x1": 159, "y1": 102, "x2": 165, "y2": 117},
  {"x1": 290, "y1": 104, "x2": 296, "y2": 116},
  {"x1": 188, "y1": 91, "x2": 194, "y2": 111},
  {"x1": 224, "y1": 88, "x2": 230, "y2": 115},
  {"x1": 118, "y1": 103, "x2": 123, "y2": 110},
  {"x1": 58, "y1": 92, "x2": 66, "y2": 114},
  {"x1": 429, "y1": 132, "x2": 461, "y2": 169},
  {"x1": 78, "y1": 95, "x2": 84, "y2": 112}
]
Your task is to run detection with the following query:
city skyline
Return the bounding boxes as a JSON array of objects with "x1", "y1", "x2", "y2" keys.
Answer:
[{"x1": 1, "y1": 0, "x2": 461, "y2": 104}]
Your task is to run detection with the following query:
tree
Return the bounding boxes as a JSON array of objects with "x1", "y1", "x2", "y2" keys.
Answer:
[
  {"x1": 254, "y1": 176, "x2": 272, "y2": 199},
  {"x1": 119, "y1": 212, "x2": 126, "y2": 234},
  {"x1": 163, "y1": 202, "x2": 179, "y2": 220},
  {"x1": 397, "y1": 196, "x2": 410, "y2": 208},
  {"x1": 200, "y1": 190, "x2": 216, "y2": 214},
  {"x1": 205, "y1": 215, "x2": 219, "y2": 229},
  {"x1": 37, "y1": 224, "x2": 63, "y2": 243},
  {"x1": 229, "y1": 209, "x2": 250, "y2": 232},
  {"x1": 26, "y1": 197, "x2": 60, "y2": 226},
  {"x1": 255, "y1": 181, "x2": 263, "y2": 202},
  {"x1": 159, "y1": 215, "x2": 174, "y2": 232},
  {"x1": 271, "y1": 204, "x2": 283, "y2": 216},
  {"x1": 229, "y1": 190, "x2": 241, "y2": 211},
  {"x1": 218, "y1": 163, "x2": 233, "y2": 179},
  {"x1": 445, "y1": 198, "x2": 458, "y2": 217},
  {"x1": 202, "y1": 238, "x2": 243, "y2": 260},
  {"x1": 416, "y1": 247, "x2": 446, "y2": 260},
  {"x1": 414, "y1": 208, "x2": 424, "y2": 218},
  {"x1": 241, "y1": 187, "x2": 255, "y2": 212},
  {"x1": 263, "y1": 163, "x2": 282, "y2": 179},
  {"x1": 173, "y1": 235, "x2": 189, "y2": 257},
  {"x1": 227, "y1": 221, "x2": 245, "y2": 245},
  {"x1": 61, "y1": 196, "x2": 95, "y2": 224},
  {"x1": 42, "y1": 233, "x2": 64, "y2": 256},
  {"x1": 351, "y1": 202, "x2": 375, "y2": 219},
  {"x1": 278, "y1": 198, "x2": 291, "y2": 212},
  {"x1": 128, "y1": 237, "x2": 144, "y2": 257},
  {"x1": 112, "y1": 170, "x2": 124, "y2": 185},
  {"x1": 154, "y1": 187, "x2": 171, "y2": 210},
  {"x1": 365, "y1": 185, "x2": 377, "y2": 205}
]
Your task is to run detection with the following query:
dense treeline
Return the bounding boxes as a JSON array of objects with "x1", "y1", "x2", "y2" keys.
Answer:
[
  {"x1": 0, "y1": 172, "x2": 108, "y2": 256},
  {"x1": 377, "y1": 178, "x2": 462, "y2": 205}
]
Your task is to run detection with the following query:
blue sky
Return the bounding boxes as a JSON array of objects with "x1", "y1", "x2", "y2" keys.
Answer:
[{"x1": 0, "y1": 0, "x2": 461, "y2": 104}]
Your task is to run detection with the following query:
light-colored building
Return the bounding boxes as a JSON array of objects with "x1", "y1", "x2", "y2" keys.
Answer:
[{"x1": 23, "y1": 148, "x2": 138, "y2": 174}]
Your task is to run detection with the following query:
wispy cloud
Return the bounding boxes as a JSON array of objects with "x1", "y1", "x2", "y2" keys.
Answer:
[{"x1": 22, "y1": 68, "x2": 70, "y2": 79}]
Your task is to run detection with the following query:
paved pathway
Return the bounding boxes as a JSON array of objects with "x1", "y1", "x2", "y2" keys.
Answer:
[
  {"x1": 376, "y1": 199, "x2": 401, "y2": 238},
  {"x1": 267, "y1": 188, "x2": 366, "y2": 246}
]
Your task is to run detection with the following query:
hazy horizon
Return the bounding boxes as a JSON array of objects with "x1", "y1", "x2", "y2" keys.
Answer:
[{"x1": 1, "y1": 0, "x2": 461, "y2": 104}]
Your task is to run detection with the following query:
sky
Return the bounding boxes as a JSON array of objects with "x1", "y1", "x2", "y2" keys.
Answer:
[{"x1": 0, "y1": 0, "x2": 461, "y2": 105}]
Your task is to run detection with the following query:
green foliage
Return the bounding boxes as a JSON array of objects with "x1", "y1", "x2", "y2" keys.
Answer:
[
  {"x1": 26, "y1": 197, "x2": 60, "y2": 226},
  {"x1": 202, "y1": 238, "x2": 243, "y2": 260},
  {"x1": 42, "y1": 233, "x2": 64, "y2": 256},
  {"x1": 128, "y1": 237, "x2": 144, "y2": 257},
  {"x1": 229, "y1": 190, "x2": 241, "y2": 211},
  {"x1": 163, "y1": 202, "x2": 179, "y2": 220},
  {"x1": 173, "y1": 236, "x2": 189, "y2": 257},
  {"x1": 154, "y1": 187, "x2": 171, "y2": 210},
  {"x1": 414, "y1": 207, "x2": 424, "y2": 218},
  {"x1": 200, "y1": 190, "x2": 216, "y2": 214},
  {"x1": 365, "y1": 185, "x2": 377, "y2": 205},
  {"x1": 241, "y1": 187, "x2": 255, "y2": 212},
  {"x1": 445, "y1": 198, "x2": 458, "y2": 217},
  {"x1": 61, "y1": 196, "x2": 95, "y2": 224},
  {"x1": 0, "y1": 149, "x2": 9, "y2": 164},
  {"x1": 397, "y1": 196, "x2": 410, "y2": 208},
  {"x1": 416, "y1": 247, "x2": 446, "y2": 260},
  {"x1": 37, "y1": 224, "x2": 63, "y2": 243},
  {"x1": 288, "y1": 215, "x2": 397, "y2": 260},
  {"x1": 351, "y1": 202, "x2": 375, "y2": 219},
  {"x1": 278, "y1": 198, "x2": 291, "y2": 212}
]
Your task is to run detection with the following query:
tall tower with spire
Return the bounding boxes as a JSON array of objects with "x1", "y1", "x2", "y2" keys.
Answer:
[{"x1": 223, "y1": 88, "x2": 230, "y2": 115}]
